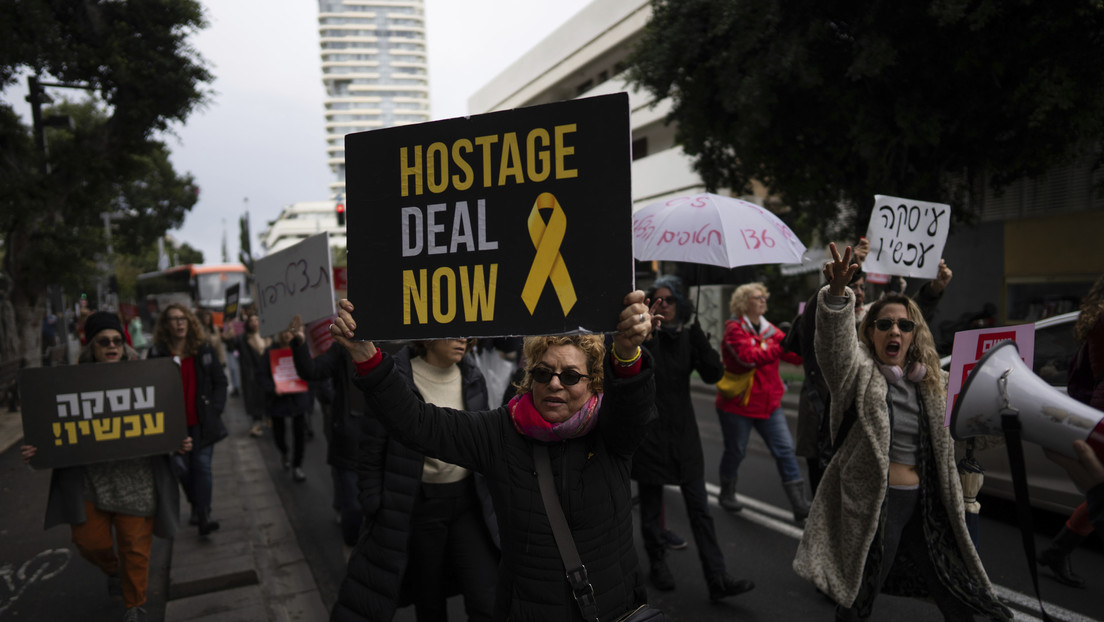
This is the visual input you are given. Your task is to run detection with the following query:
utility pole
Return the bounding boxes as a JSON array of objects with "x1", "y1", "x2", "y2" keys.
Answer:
[{"x1": 25, "y1": 74, "x2": 88, "y2": 175}]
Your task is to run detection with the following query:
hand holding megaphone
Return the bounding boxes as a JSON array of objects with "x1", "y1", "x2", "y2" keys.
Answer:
[{"x1": 1045, "y1": 440, "x2": 1104, "y2": 494}]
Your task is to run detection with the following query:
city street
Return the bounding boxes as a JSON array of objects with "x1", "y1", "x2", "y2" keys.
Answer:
[
  {"x1": 261, "y1": 385, "x2": 1104, "y2": 621},
  {"x1": 1, "y1": 382, "x2": 1101, "y2": 621}
]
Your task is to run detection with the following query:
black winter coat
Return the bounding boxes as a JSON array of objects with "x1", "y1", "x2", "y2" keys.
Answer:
[
  {"x1": 147, "y1": 343, "x2": 228, "y2": 449},
  {"x1": 290, "y1": 339, "x2": 362, "y2": 471},
  {"x1": 336, "y1": 350, "x2": 657, "y2": 622},
  {"x1": 225, "y1": 334, "x2": 267, "y2": 420},
  {"x1": 632, "y1": 323, "x2": 723, "y2": 484},
  {"x1": 333, "y1": 347, "x2": 496, "y2": 622},
  {"x1": 258, "y1": 345, "x2": 313, "y2": 417}
]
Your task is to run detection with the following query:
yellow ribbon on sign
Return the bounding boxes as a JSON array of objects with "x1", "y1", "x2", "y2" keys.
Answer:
[{"x1": 521, "y1": 192, "x2": 577, "y2": 315}]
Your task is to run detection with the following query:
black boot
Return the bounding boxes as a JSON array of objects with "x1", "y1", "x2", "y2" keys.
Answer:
[
  {"x1": 649, "y1": 558, "x2": 676, "y2": 591},
  {"x1": 197, "y1": 508, "x2": 220, "y2": 536},
  {"x1": 1038, "y1": 526, "x2": 1086, "y2": 588},
  {"x1": 719, "y1": 477, "x2": 743, "y2": 512},
  {"x1": 783, "y1": 479, "x2": 811, "y2": 526},
  {"x1": 707, "y1": 573, "x2": 755, "y2": 600}
]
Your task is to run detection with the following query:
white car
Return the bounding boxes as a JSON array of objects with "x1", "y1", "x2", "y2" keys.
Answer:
[{"x1": 943, "y1": 311, "x2": 1085, "y2": 515}]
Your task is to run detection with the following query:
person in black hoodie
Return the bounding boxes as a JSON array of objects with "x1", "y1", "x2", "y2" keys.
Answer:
[
  {"x1": 147, "y1": 303, "x2": 228, "y2": 536},
  {"x1": 633, "y1": 275, "x2": 755, "y2": 600}
]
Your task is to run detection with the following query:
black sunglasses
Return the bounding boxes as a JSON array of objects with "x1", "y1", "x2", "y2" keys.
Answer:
[
  {"x1": 531, "y1": 367, "x2": 591, "y2": 386},
  {"x1": 655, "y1": 296, "x2": 677, "y2": 305},
  {"x1": 95, "y1": 336, "x2": 125, "y2": 347},
  {"x1": 874, "y1": 318, "x2": 916, "y2": 333}
]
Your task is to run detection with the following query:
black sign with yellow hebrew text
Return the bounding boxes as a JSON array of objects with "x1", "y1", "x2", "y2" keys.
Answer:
[
  {"x1": 345, "y1": 93, "x2": 633, "y2": 340},
  {"x1": 19, "y1": 358, "x2": 188, "y2": 469}
]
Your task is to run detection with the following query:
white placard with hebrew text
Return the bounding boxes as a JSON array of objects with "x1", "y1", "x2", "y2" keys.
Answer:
[
  {"x1": 254, "y1": 232, "x2": 335, "y2": 336},
  {"x1": 863, "y1": 195, "x2": 951, "y2": 279}
]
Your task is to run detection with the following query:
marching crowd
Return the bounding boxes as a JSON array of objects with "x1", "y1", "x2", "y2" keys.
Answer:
[{"x1": 18, "y1": 241, "x2": 1104, "y2": 622}]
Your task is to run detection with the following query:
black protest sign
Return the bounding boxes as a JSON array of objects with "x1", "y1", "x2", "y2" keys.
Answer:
[
  {"x1": 345, "y1": 93, "x2": 633, "y2": 340},
  {"x1": 19, "y1": 359, "x2": 188, "y2": 469},
  {"x1": 225, "y1": 283, "x2": 240, "y2": 319}
]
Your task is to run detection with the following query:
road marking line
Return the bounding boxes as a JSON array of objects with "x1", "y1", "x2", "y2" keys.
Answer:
[{"x1": 687, "y1": 483, "x2": 1099, "y2": 622}]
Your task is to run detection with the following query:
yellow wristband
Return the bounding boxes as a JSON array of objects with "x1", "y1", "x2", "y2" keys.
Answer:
[{"x1": 612, "y1": 345, "x2": 641, "y2": 366}]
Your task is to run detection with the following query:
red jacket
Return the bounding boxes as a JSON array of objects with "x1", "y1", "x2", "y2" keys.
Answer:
[{"x1": 715, "y1": 317, "x2": 801, "y2": 418}]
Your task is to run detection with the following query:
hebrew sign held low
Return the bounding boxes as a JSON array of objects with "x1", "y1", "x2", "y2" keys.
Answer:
[{"x1": 19, "y1": 358, "x2": 188, "y2": 469}]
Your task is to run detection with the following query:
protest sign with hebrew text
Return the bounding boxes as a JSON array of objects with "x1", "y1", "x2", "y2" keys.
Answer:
[
  {"x1": 254, "y1": 232, "x2": 335, "y2": 336},
  {"x1": 863, "y1": 195, "x2": 951, "y2": 279},
  {"x1": 19, "y1": 359, "x2": 187, "y2": 469}
]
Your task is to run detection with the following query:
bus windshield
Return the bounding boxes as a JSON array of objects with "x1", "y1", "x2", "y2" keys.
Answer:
[
  {"x1": 196, "y1": 271, "x2": 249, "y2": 309},
  {"x1": 137, "y1": 264, "x2": 253, "y2": 323}
]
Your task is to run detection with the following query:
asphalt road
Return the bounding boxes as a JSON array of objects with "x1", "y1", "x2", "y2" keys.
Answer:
[
  {"x1": 262, "y1": 388, "x2": 1103, "y2": 621},
  {"x1": 6, "y1": 382, "x2": 1098, "y2": 621}
]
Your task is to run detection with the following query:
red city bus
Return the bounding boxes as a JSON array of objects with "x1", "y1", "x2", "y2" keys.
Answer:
[{"x1": 136, "y1": 264, "x2": 253, "y2": 327}]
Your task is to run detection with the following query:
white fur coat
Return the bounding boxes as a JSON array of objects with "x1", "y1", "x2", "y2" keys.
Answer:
[{"x1": 792, "y1": 286, "x2": 996, "y2": 607}]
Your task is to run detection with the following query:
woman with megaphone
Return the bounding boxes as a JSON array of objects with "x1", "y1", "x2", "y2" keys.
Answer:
[{"x1": 793, "y1": 243, "x2": 1010, "y2": 621}]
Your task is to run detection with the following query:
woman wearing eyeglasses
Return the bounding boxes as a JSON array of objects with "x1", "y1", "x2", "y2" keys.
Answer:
[
  {"x1": 330, "y1": 291, "x2": 657, "y2": 622},
  {"x1": 715, "y1": 282, "x2": 809, "y2": 524},
  {"x1": 148, "y1": 303, "x2": 228, "y2": 537},
  {"x1": 794, "y1": 244, "x2": 1009, "y2": 621},
  {"x1": 21, "y1": 311, "x2": 191, "y2": 622}
]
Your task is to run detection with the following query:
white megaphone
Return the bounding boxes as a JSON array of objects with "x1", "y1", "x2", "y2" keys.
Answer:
[{"x1": 950, "y1": 340, "x2": 1104, "y2": 460}]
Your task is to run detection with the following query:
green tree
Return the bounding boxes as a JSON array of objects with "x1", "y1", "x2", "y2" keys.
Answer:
[
  {"x1": 0, "y1": 0, "x2": 210, "y2": 366},
  {"x1": 629, "y1": 0, "x2": 1104, "y2": 240}
]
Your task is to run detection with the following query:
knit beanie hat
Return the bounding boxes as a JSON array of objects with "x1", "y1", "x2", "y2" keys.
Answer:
[{"x1": 85, "y1": 311, "x2": 123, "y2": 342}]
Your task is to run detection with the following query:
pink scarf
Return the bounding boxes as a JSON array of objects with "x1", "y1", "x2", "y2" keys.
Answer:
[{"x1": 508, "y1": 392, "x2": 603, "y2": 442}]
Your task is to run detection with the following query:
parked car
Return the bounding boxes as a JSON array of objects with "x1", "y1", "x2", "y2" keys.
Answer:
[{"x1": 944, "y1": 311, "x2": 1085, "y2": 515}]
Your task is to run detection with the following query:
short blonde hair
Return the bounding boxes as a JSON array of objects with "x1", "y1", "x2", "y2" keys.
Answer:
[
  {"x1": 729, "y1": 282, "x2": 768, "y2": 317},
  {"x1": 515, "y1": 334, "x2": 606, "y2": 396}
]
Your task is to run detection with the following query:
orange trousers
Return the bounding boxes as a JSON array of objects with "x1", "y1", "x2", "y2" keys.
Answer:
[{"x1": 69, "y1": 501, "x2": 154, "y2": 608}]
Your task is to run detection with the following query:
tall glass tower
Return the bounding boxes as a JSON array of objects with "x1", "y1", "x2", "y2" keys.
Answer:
[{"x1": 318, "y1": 0, "x2": 430, "y2": 196}]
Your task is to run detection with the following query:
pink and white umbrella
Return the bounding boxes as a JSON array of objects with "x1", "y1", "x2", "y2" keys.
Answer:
[{"x1": 632, "y1": 193, "x2": 807, "y2": 268}]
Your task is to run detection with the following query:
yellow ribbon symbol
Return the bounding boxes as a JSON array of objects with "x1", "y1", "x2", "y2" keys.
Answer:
[{"x1": 521, "y1": 192, "x2": 576, "y2": 315}]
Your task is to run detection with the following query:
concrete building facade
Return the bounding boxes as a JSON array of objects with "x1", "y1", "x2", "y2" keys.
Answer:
[
  {"x1": 260, "y1": 200, "x2": 347, "y2": 256},
  {"x1": 318, "y1": 0, "x2": 430, "y2": 196},
  {"x1": 470, "y1": 0, "x2": 1104, "y2": 335}
]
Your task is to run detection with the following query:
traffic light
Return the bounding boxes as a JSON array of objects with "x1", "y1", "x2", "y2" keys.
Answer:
[{"x1": 336, "y1": 202, "x2": 345, "y2": 227}]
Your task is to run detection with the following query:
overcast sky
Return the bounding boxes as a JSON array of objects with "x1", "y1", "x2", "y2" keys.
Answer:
[{"x1": 167, "y1": 0, "x2": 593, "y2": 263}]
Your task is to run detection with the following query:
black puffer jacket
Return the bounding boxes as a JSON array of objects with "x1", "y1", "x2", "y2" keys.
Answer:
[
  {"x1": 290, "y1": 340, "x2": 362, "y2": 471},
  {"x1": 333, "y1": 347, "x2": 497, "y2": 622},
  {"x1": 336, "y1": 349, "x2": 656, "y2": 622},
  {"x1": 147, "y1": 343, "x2": 228, "y2": 449},
  {"x1": 632, "y1": 323, "x2": 723, "y2": 484}
]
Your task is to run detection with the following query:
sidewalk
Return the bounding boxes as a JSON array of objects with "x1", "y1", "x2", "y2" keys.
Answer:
[
  {"x1": 164, "y1": 398, "x2": 328, "y2": 621},
  {"x1": 0, "y1": 397, "x2": 328, "y2": 621}
]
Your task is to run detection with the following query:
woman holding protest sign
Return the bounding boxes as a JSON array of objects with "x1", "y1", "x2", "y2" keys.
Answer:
[
  {"x1": 793, "y1": 244, "x2": 1009, "y2": 621},
  {"x1": 258, "y1": 327, "x2": 312, "y2": 482},
  {"x1": 329, "y1": 291, "x2": 661, "y2": 622},
  {"x1": 714, "y1": 282, "x2": 808, "y2": 523},
  {"x1": 148, "y1": 303, "x2": 228, "y2": 537},
  {"x1": 21, "y1": 311, "x2": 191, "y2": 622}
]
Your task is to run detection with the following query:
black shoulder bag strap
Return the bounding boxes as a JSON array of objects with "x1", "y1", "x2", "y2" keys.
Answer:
[
  {"x1": 534, "y1": 444, "x2": 600, "y2": 622},
  {"x1": 997, "y1": 369, "x2": 1056, "y2": 622}
]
